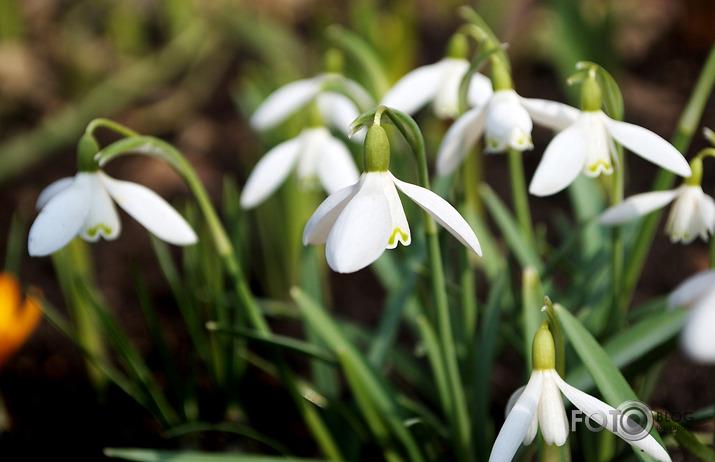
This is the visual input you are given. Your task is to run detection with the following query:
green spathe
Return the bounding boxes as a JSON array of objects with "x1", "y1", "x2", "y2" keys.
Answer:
[
  {"x1": 532, "y1": 321, "x2": 556, "y2": 370},
  {"x1": 364, "y1": 124, "x2": 390, "y2": 172}
]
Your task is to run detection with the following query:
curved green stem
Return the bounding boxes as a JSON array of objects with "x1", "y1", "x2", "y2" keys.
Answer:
[
  {"x1": 86, "y1": 118, "x2": 141, "y2": 138},
  {"x1": 507, "y1": 148, "x2": 535, "y2": 246}
]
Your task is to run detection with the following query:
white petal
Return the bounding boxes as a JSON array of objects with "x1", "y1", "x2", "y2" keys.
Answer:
[
  {"x1": 553, "y1": 371, "x2": 672, "y2": 462},
  {"x1": 240, "y1": 136, "x2": 302, "y2": 209},
  {"x1": 537, "y1": 370, "x2": 569, "y2": 446},
  {"x1": 599, "y1": 189, "x2": 679, "y2": 225},
  {"x1": 381, "y1": 61, "x2": 445, "y2": 115},
  {"x1": 682, "y1": 289, "x2": 715, "y2": 363},
  {"x1": 528, "y1": 121, "x2": 588, "y2": 196},
  {"x1": 489, "y1": 371, "x2": 543, "y2": 462},
  {"x1": 602, "y1": 115, "x2": 691, "y2": 177},
  {"x1": 80, "y1": 173, "x2": 121, "y2": 242},
  {"x1": 303, "y1": 181, "x2": 360, "y2": 245},
  {"x1": 467, "y1": 72, "x2": 493, "y2": 108},
  {"x1": 36, "y1": 176, "x2": 74, "y2": 210},
  {"x1": 100, "y1": 172, "x2": 197, "y2": 245},
  {"x1": 668, "y1": 270, "x2": 715, "y2": 310},
  {"x1": 505, "y1": 386, "x2": 538, "y2": 445},
  {"x1": 28, "y1": 175, "x2": 90, "y2": 256},
  {"x1": 337, "y1": 77, "x2": 374, "y2": 111},
  {"x1": 316, "y1": 134, "x2": 360, "y2": 194},
  {"x1": 697, "y1": 192, "x2": 715, "y2": 237},
  {"x1": 315, "y1": 92, "x2": 360, "y2": 137},
  {"x1": 484, "y1": 90, "x2": 533, "y2": 153},
  {"x1": 391, "y1": 173, "x2": 481, "y2": 255},
  {"x1": 325, "y1": 172, "x2": 393, "y2": 273},
  {"x1": 582, "y1": 112, "x2": 614, "y2": 176},
  {"x1": 665, "y1": 186, "x2": 707, "y2": 243},
  {"x1": 250, "y1": 76, "x2": 324, "y2": 130},
  {"x1": 520, "y1": 97, "x2": 580, "y2": 132},
  {"x1": 432, "y1": 58, "x2": 470, "y2": 119},
  {"x1": 381, "y1": 175, "x2": 410, "y2": 249},
  {"x1": 436, "y1": 106, "x2": 487, "y2": 176}
]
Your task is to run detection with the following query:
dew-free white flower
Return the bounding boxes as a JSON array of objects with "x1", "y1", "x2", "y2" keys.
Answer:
[
  {"x1": 436, "y1": 89, "x2": 579, "y2": 175},
  {"x1": 240, "y1": 127, "x2": 359, "y2": 209},
  {"x1": 302, "y1": 171, "x2": 482, "y2": 273},
  {"x1": 529, "y1": 109, "x2": 692, "y2": 196},
  {"x1": 28, "y1": 171, "x2": 197, "y2": 257},
  {"x1": 250, "y1": 73, "x2": 372, "y2": 135},
  {"x1": 380, "y1": 57, "x2": 493, "y2": 120},
  {"x1": 492, "y1": 324, "x2": 671, "y2": 462},
  {"x1": 599, "y1": 185, "x2": 715, "y2": 243},
  {"x1": 669, "y1": 271, "x2": 715, "y2": 363}
]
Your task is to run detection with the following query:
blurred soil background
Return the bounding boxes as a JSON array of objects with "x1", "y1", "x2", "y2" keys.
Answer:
[{"x1": 0, "y1": 0, "x2": 714, "y2": 460}]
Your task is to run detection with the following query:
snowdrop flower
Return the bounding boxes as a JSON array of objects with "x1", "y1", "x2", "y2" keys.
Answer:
[
  {"x1": 240, "y1": 127, "x2": 359, "y2": 209},
  {"x1": 303, "y1": 123, "x2": 481, "y2": 273},
  {"x1": 529, "y1": 77, "x2": 691, "y2": 196},
  {"x1": 380, "y1": 57, "x2": 492, "y2": 120},
  {"x1": 491, "y1": 322, "x2": 671, "y2": 462},
  {"x1": 436, "y1": 58, "x2": 579, "y2": 175},
  {"x1": 29, "y1": 170, "x2": 198, "y2": 257},
  {"x1": 669, "y1": 271, "x2": 715, "y2": 363},
  {"x1": 242, "y1": 73, "x2": 370, "y2": 208}
]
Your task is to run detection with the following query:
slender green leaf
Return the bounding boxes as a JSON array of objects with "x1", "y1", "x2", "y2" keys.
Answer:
[{"x1": 104, "y1": 448, "x2": 330, "y2": 462}]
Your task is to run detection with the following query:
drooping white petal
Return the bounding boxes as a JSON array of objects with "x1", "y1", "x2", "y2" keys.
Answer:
[
  {"x1": 489, "y1": 370, "x2": 544, "y2": 462},
  {"x1": 303, "y1": 182, "x2": 359, "y2": 245},
  {"x1": 520, "y1": 97, "x2": 580, "y2": 132},
  {"x1": 553, "y1": 371, "x2": 672, "y2": 462},
  {"x1": 240, "y1": 136, "x2": 302, "y2": 209},
  {"x1": 467, "y1": 72, "x2": 493, "y2": 108},
  {"x1": 505, "y1": 385, "x2": 538, "y2": 444},
  {"x1": 380, "y1": 174, "x2": 410, "y2": 249},
  {"x1": 697, "y1": 191, "x2": 715, "y2": 237},
  {"x1": 665, "y1": 186, "x2": 706, "y2": 243},
  {"x1": 432, "y1": 58, "x2": 470, "y2": 119},
  {"x1": 436, "y1": 105, "x2": 487, "y2": 176},
  {"x1": 325, "y1": 173, "x2": 393, "y2": 273},
  {"x1": 79, "y1": 173, "x2": 121, "y2": 242},
  {"x1": 599, "y1": 189, "x2": 679, "y2": 225},
  {"x1": 602, "y1": 114, "x2": 691, "y2": 177},
  {"x1": 582, "y1": 112, "x2": 614, "y2": 177},
  {"x1": 391, "y1": 173, "x2": 481, "y2": 255},
  {"x1": 36, "y1": 176, "x2": 75, "y2": 210},
  {"x1": 681, "y1": 289, "x2": 715, "y2": 363},
  {"x1": 295, "y1": 128, "x2": 330, "y2": 188},
  {"x1": 381, "y1": 61, "x2": 445, "y2": 116},
  {"x1": 668, "y1": 270, "x2": 715, "y2": 310},
  {"x1": 100, "y1": 172, "x2": 197, "y2": 245},
  {"x1": 28, "y1": 175, "x2": 90, "y2": 257},
  {"x1": 537, "y1": 370, "x2": 569, "y2": 446},
  {"x1": 250, "y1": 76, "x2": 324, "y2": 130},
  {"x1": 484, "y1": 90, "x2": 533, "y2": 153},
  {"x1": 316, "y1": 92, "x2": 361, "y2": 138},
  {"x1": 316, "y1": 133, "x2": 360, "y2": 194},
  {"x1": 529, "y1": 120, "x2": 589, "y2": 196}
]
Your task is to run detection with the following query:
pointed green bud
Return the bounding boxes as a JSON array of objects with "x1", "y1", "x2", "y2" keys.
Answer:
[
  {"x1": 581, "y1": 77, "x2": 602, "y2": 112},
  {"x1": 532, "y1": 321, "x2": 556, "y2": 370},
  {"x1": 77, "y1": 132, "x2": 101, "y2": 172},
  {"x1": 446, "y1": 33, "x2": 469, "y2": 59},
  {"x1": 685, "y1": 157, "x2": 703, "y2": 186},
  {"x1": 490, "y1": 56, "x2": 513, "y2": 91},
  {"x1": 364, "y1": 124, "x2": 390, "y2": 172}
]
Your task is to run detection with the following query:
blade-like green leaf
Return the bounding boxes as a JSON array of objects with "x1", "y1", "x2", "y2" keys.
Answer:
[{"x1": 104, "y1": 448, "x2": 330, "y2": 462}]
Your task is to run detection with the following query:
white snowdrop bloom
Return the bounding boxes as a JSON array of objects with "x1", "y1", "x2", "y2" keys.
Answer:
[
  {"x1": 529, "y1": 79, "x2": 691, "y2": 197},
  {"x1": 600, "y1": 184, "x2": 715, "y2": 244},
  {"x1": 28, "y1": 171, "x2": 197, "y2": 257},
  {"x1": 249, "y1": 73, "x2": 372, "y2": 135},
  {"x1": 380, "y1": 57, "x2": 493, "y2": 120},
  {"x1": 669, "y1": 271, "x2": 715, "y2": 363},
  {"x1": 436, "y1": 89, "x2": 578, "y2": 175},
  {"x1": 303, "y1": 124, "x2": 481, "y2": 273},
  {"x1": 491, "y1": 323, "x2": 671, "y2": 462},
  {"x1": 239, "y1": 127, "x2": 359, "y2": 209}
]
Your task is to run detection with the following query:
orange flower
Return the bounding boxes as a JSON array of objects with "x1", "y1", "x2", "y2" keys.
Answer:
[{"x1": 0, "y1": 273, "x2": 42, "y2": 368}]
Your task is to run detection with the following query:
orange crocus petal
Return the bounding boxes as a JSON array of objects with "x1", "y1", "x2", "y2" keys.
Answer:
[{"x1": 0, "y1": 273, "x2": 43, "y2": 368}]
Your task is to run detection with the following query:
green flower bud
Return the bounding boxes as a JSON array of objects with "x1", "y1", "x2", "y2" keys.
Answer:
[
  {"x1": 77, "y1": 132, "x2": 101, "y2": 172},
  {"x1": 446, "y1": 33, "x2": 469, "y2": 60},
  {"x1": 532, "y1": 321, "x2": 556, "y2": 371},
  {"x1": 490, "y1": 56, "x2": 513, "y2": 91},
  {"x1": 581, "y1": 77, "x2": 602, "y2": 112},
  {"x1": 364, "y1": 124, "x2": 390, "y2": 172},
  {"x1": 685, "y1": 157, "x2": 703, "y2": 186}
]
